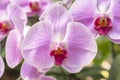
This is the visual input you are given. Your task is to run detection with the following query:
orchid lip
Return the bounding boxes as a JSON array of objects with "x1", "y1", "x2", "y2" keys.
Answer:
[
  {"x1": 0, "y1": 21, "x2": 13, "y2": 34},
  {"x1": 29, "y1": 2, "x2": 40, "y2": 12},
  {"x1": 94, "y1": 15, "x2": 112, "y2": 35},
  {"x1": 50, "y1": 45, "x2": 67, "y2": 66}
]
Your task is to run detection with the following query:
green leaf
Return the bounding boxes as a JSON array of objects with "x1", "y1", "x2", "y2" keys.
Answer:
[
  {"x1": 47, "y1": 66, "x2": 69, "y2": 80},
  {"x1": 94, "y1": 36, "x2": 111, "y2": 65},
  {"x1": 76, "y1": 66, "x2": 106, "y2": 80}
]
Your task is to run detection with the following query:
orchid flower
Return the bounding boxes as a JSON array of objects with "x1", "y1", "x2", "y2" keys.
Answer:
[
  {"x1": 21, "y1": 61, "x2": 56, "y2": 80},
  {"x1": 69, "y1": 0, "x2": 120, "y2": 44},
  {"x1": 5, "y1": 3, "x2": 27, "y2": 68},
  {"x1": 0, "y1": 2, "x2": 27, "y2": 41},
  {"x1": 11, "y1": 0, "x2": 52, "y2": 16},
  {"x1": 22, "y1": 4, "x2": 97, "y2": 73}
]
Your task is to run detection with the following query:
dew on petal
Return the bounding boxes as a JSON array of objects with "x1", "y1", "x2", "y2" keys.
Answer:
[
  {"x1": 94, "y1": 15, "x2": 112, "y2": 35},
  {"x1": 50, "y1": 46, "x2": 67, "y2": 66}
]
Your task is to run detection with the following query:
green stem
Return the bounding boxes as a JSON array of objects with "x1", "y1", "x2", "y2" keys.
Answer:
[
  {"x1": 59, "y1": 66, "x2": 68, "y2": 80},
  {"x1": 111, "y1": 42, "x2": 116, "y2": 59},
  {"x1": 69, "y1": 74, "x2": 81, "y2": 80}
]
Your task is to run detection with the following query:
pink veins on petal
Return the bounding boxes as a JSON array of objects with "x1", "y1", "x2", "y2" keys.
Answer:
[
  {"x1": 29, "y1": 2, "x2": 40, "y2": 12},
  {"x1": 94, "y1": 15, "x2": 112, "y2": 35},
  {"x1": 0, "y1": 21, "x2": 12, "y2": 34},
  {"x1": 50, "y1": 46, "x2": 67, "y2": 65}
]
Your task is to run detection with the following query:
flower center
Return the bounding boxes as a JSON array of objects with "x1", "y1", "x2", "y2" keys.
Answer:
[
  {"x1": 50, "y1": 47, "x2": 67, "y2": 65},
  {"x1": 94, "y1": 16, "x2": 112, "y2": 35},
  {"x1": 0, "y1": 21, "x2": 12, "y2": 34},
  {"x1": 29, "y1": 2, "x2": 40, "y2": 11}
]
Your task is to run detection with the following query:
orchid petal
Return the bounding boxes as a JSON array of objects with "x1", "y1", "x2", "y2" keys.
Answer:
[
  {"x1": 39, "y1": 0, "x2": 52, "y2": 9},
  {"x1": 108, "y1": 38, "x2": 120, "y2": 44},
  {"x1": 97, "y1": 0, "x2": 111, "y2": 13},
  {"x1": 107, "y1": 21, "x2": 120, "y2": 44},
  {"x1": 22, "y1": 21, "x2": 54, "y2": 71},
  {"x1": 62, "y1": 22, "x2": 97, "y2": 73},
  {"x1": 111, "y1": 0, "x2": 120, "y2": 18},
  {"x1": 0, "y1": 56, "x2": 4, "y2": 78},
  {"x1": 0, "y1": 0, "x2": 9, "y2": 9},
  {"x1": 11, "y1": 0, "x2": 29, "y2": 6},
  {"x1": 7, "y1": 3, "x2": 27, "y2": 25},
  {"x1": 0, "y1": 10, "x2": 7, "y2": 19},
  {"x1": 69, "y1": 0, "x2": 96, "y2": 26},
  {"x1": 108, "y1": 0, "x2": 120, "y2": 44},
  {"x1": 11, "y1": 16, "x2": 24, "y2": 35},
  {"x1": 40, "y1": 4, "x2": 72, "y2": 37},
  {"x1": 6, "y1": 30, "x2": 22, "y2": 68},
  {"x1": 0, "y1": 0, "x2": 8, "y2": 18},
  {"x1": 23, "y1": 25, "x2": 31, "y2": 37},
  {"x1": 21, "y1": 62, "x2": 43, "y2": 80},
  {"x1": 12, "y1": 0, "x2": 31, "y2": 14},
  {"x1": 89, "y1": 22, "x2": 99, "y2": 38},
  {"x1": 40, "y1": 75, "x2": 56, "y2": 80},
  {"x1": 62, "y1": 63, "x2": 82, "y2": 73}
]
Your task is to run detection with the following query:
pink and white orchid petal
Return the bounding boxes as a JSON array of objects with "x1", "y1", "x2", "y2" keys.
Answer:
[
  {"x1": 62, "y1": 22, "x2": 97, "y2": 73},
  {"x1": 0, "y1": 0, "x2": 9, "y2": 17},
  {"x1": 0, "y1": 10, "x2": 7, "y2": 19},
  {"x1": 0, "y1": 0, "x2": 9, "y2": 9},
  {"x1": 111, "y1": 0, "x2": 120, "y2": 18},
  {"x1": 6, "y1": 30, "x2": 22, "y2": 68},
  {"x1": 62, "y1": 63, "x2": 82, "y2": 73},
  {"x1": 22, "y1": 21, "x2": 54, "y2": 71},
  {"x1": 11, "y1": 0, "x2": 29, "y2": 6},
  {"x1": 109, "y1": 0, "x2": 120, "y2": 43},
  {"x1": 107, "y1": 21, "x2": 120, "y2": 44},
  {"x1": 21, "y1": 62, "x2": 43, "y2": 80},
  {"x1": 0, "y1": 56, "x2": 4, "y2": 78},
  {"x1": 7, "y1": 3, "x2": 27, "y2": 26},
  {"x1": 69, "y1": 0, "x2": 97, "y2": 26},
  {"x1": 108, "y1": 38, "x2": 120, "y2": 44},
  {"x1": 40, "y1": 75, "x2": 56, "y2": 80},
  {"x1": 89, "y1": 22, "x2": 99, "y2": 38},
  {"x1": 40, "y1": 4, "x2": 72, "y2": 37},
  {"x1": 23, "y1": 25, "x2": 31, "y2": 37},
  {"x1": 39, "y1": 0, "x2": 52, "y2": 9},
  {"x1": 11, "y1": 16, "x2": 24, "y2": 35},
  {"x1": 97, "y1": 0, "x2": 111, "y2": 13}
]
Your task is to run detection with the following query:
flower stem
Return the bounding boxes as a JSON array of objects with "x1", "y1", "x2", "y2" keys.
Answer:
[
  {"x1": 59, "y1": 66, "x2": 68, "y2": 80},
  {"x1": 111, "y1": 42, "x2": 116, "y2": 59}
]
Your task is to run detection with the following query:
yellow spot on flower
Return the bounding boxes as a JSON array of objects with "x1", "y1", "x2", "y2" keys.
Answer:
[
  {"x1": 98, "y1": 17, "x2": 108, "y2": 27},
  {"x1": 55, "y1": 47, "x2": 63, "y2": 55}
]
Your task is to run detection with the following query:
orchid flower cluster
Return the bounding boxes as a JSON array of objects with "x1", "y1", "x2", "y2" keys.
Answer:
[{"x1": 0, "y1": 0, "x2": 120, "y2": 80}]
